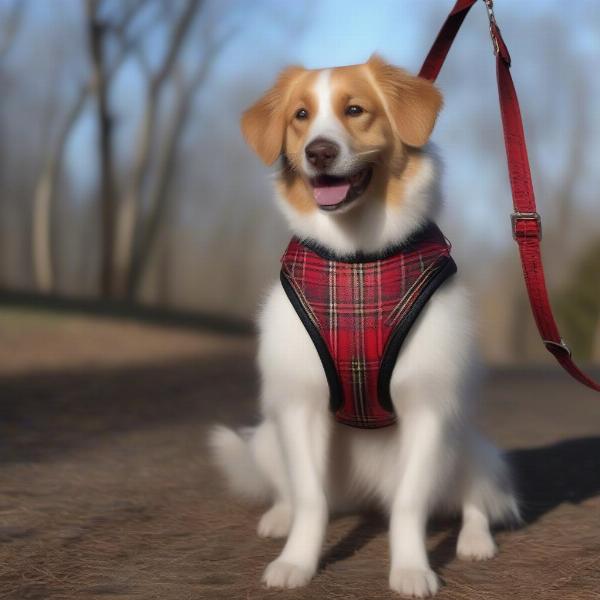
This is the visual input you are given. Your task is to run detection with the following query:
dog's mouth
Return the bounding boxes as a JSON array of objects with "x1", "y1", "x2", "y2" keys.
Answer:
[{"x1": 309, "y1": 166, "x2": 373, "y2": 212}]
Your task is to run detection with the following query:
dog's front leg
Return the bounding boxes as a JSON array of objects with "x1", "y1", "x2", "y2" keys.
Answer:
[
  {"x1": 262, "y1": 402, "x2": 329, "y2": 589},
  {"x1": 389, "y1": 402, "x2": 446, "y2": 598}
]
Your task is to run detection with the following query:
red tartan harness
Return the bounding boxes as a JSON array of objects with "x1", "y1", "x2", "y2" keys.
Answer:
[{"x1": 280, "y1": 222, "x2": 457, "y2": 428}]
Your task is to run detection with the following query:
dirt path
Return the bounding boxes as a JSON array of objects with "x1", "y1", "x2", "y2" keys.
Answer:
[{"x1": 0, "y1": 308, "x2": 599, "y2": 600}]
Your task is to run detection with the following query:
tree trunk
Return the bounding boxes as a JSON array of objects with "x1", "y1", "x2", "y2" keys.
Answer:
[
  {"x1": 0, "y1": 0, "x2": 26, "y2": 62},
  {"x1": 125, "y1": 64, "x2": 208, "y2": 299},
  {"x1": 113, "y1": 93, "x2": 158, "y2": 295},
  {"x1": 113, "y1": 0, "x2": 200, "y2": 297},
  {"x1": 32, "y1": 88, "x2": 88, "y2": 292},
  {"x1": 32, "y1": 175, "x2": 53, "y2": 292},
  {"x1": 87, "y1": 0, "x2": 117, "y2": 298}
]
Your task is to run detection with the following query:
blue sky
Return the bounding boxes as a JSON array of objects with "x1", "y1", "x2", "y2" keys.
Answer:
[{"x1": 6, "y1": 0, "x2": 600, "y2": 268}]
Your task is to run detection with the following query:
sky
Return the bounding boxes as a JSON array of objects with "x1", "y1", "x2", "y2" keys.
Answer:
[{"x1": 3, "y1": 0, "x2": 600, "y2": 303}]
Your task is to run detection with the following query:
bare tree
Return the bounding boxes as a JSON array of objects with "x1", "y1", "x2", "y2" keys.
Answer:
[
  {"x1": 126, "y1": 31, "x2": 234, "y2": 298},
  {"x1": 0, "y1": 1, "x2": 28, "y2": 287},
  {"x1": 3, "y1": 0, "x2": 304, "y2": 312},
  {"x1": 124, "y1": 1, "x2": 311, "y2": 303},
  {"x1": 32, "y1": 0, "x2": 151, "y2": 292},
  {"x1": 32, "y1": 92, "x2": 87, "y2": 292},
  {"x1": 31, "y1": 0, "x2": 231, "y2": 299},
  {"x1": 114, "y1": 0, "x2": 201, "y2": 296},
  {"x1": 0, "y1": 0, "x2": 26, "y2": 62},
  {"x1": 85, "y1": 0, "x2": 119, "y2": 297}
]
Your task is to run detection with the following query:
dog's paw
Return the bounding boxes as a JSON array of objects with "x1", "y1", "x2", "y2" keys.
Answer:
[
  {"x1": 262, "y1": 559, "x2": 313, "y2": 589},
  {"x1": 389, "y1": 568, "x2": 439, "y2": 598},
  {"x1": 257, "y1": 504, "x2": 291, "y2": 538},
  {"x1": 457, "y1": 526, "x2": 497, "y2": 561}
]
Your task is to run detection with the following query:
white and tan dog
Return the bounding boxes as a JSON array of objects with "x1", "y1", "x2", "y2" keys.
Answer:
[{"x1": 210, "y1": 55, "x2": 519, "y2": 598}]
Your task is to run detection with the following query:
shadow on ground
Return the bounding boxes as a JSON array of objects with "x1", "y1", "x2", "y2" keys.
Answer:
[
  {"x1": 509, "y1": 437, "x2": 600, "y2": 524},
  {"x1": 1, "y1": 356, "x2": 599, "y2": 526},
  {"x1": 0, "y1": 356, "x2": 600, "y2": 524},
  {"x1": 0, "y1": 313, "x2": 599, "y2": 599},
  {"x1": 316, "y1": 436, "x2": 600, "y2": 576},
  {"x1": 0, "y1": 356, "x2": 258, "y2": 465}
]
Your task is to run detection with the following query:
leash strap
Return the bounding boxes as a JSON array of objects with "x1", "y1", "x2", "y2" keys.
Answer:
[{"x1": 419, "y1": 0, "x2": 600, "y2": 391}]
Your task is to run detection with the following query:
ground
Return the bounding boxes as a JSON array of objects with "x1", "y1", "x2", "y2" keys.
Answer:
[{"x1": 0, "y1": 306, "x2": 599, "y2": 600}]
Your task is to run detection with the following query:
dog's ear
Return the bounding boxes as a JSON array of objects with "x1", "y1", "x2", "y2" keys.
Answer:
[
  {"x1": 367, "y1": 54, "x2": 443, "y2": 148},
  {"x1": 241, "y1": 66, "x2": 302, "y2": 165}
]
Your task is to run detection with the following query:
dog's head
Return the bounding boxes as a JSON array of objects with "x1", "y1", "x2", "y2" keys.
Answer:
[{"x1": 241, "y1": 55, "x2": 443, "y2": 216}]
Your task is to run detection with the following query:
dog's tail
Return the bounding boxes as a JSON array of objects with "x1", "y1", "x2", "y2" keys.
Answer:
[
  {"x1": 468, "y1": 433, "x2": 522, "y2": 527},
  {"x1": 208, "y1": 425, "x2": 271, "y2": 502}
]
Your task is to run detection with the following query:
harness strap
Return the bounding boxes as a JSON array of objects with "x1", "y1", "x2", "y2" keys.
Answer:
[{"x1": 420, "y1": 0, "x2": 600, "y2": 392}]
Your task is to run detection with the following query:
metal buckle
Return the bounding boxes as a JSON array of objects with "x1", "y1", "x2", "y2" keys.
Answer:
[
  {"x1": 544, "y1": 339, "x2": 572, "y2": 358},
  {"x1": 511, "y1": 211, "x2": 542, "y2": 240},
  {"x1": 484, "y1": 0, "x2": 500, "y2": 55}
]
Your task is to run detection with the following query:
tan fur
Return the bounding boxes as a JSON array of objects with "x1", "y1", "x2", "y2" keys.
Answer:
[
  {"x1": 276, "y1": 165, "x2": 316, "y2": 214},
  {"x1": 330, "y1": 64, "x2": 391, "y2": 150},
  {"x1": 241, "y1": 66, "x2": 305, "y2": 165},
  {"x1": 383, "y1": 150, "x2": 426, "y2": 208},
  {"x1": 366, "y1": 54, "x2": 443, "y2": 148},
  {"x1": 240, "y1": 55, "x2": 442, "y2": 213}
]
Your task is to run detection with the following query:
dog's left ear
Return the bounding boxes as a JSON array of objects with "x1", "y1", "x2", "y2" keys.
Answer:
[
  {"x1": 241, "y1": 66, "x2": 302, "y2": 165},
  {"x1": 367, "y1": 54, "x2": 443, "y2": 147}
]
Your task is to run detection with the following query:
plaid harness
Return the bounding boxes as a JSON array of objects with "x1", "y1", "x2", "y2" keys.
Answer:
[{"x1": 280, "y1": 222, "x2": 457, "y2": 428}]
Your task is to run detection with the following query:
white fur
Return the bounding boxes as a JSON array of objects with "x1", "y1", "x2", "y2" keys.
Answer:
[
  {"x1": 281, "y1": 144, "x2": 442, "y2": 255},
  {"x1": 211, "y1": 71, "x2": 519, "y2": 597},
  {"x1": 302, "y1": 69, "x2": 358, "y2": 179}
]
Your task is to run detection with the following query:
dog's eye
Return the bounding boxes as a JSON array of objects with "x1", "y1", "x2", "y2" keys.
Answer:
[
  {"x1": 295, "y1": 108, "x2": 309, "y2": 120},
  {"x1": 345, "y1": 105, "x2": 364, "y2": 117}
]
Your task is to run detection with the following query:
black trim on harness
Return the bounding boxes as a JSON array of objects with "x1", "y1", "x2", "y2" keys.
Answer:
[
  {"x1": 298, "y1": 221, "x2": 441, "y2": 264},
  {"x1": 377, "y1": 255, "x2": 458, "y2": 413},
  {"x1": 279, "y1": 270, "x2": 344, "y2": 412}
]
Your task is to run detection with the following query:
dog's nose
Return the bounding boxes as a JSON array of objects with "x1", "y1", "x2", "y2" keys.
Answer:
[{"x1": 305, "y1": 138, "x2": 340, "y2": 171}]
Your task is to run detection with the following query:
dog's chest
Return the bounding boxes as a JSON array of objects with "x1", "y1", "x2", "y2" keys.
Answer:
[{"x1": 276, "y1": 223, "x2": 457, "y2": 428}]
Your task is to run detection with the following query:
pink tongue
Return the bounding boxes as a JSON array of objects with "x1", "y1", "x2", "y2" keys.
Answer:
[{"x1": 313, "y1": 183, "x2": 351, "y2": 207}]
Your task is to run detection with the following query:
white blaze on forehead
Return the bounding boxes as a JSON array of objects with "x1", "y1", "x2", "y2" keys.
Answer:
[
  {"x1": 306, "y1": 69, "x2": 346, "y2": 144},
  {"x1": 303, "y1": 69, "x2": 352, "y2": 175}
]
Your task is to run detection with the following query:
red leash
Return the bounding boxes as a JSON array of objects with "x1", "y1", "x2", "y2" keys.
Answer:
[{"x1": 420, "y1": 0, "x2": 600, "y2": 392}]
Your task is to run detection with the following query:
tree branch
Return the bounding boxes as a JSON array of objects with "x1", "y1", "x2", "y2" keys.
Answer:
[
  {"x1": 113, "y1": 0, "x2": 203, "y2": 295},
  {"x1": 31, "y1": 0, "x2": 151, "y2": 293},
  {"x1": 126, "y1": 25, "x2": 236, "y2": 297},
  {"x1": 0, "y1": 0, "x2": 27, "y2": 62}
]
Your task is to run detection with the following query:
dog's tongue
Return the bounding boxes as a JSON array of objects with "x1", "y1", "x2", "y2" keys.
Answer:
[{"x1": 313, "y1": 182, "x2": 350, "y2": 207}]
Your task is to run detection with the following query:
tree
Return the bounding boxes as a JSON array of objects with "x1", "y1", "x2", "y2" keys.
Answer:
[
  {"x1": 4, "y1": 0, "x2": 308, "y2": 311},
  {"x1": 0, "y1": 0, "x2": 28, "y2": 288},
  {"x1": 30, "y1": 0, "x2": 235, "y2": 300},
  {"x1": 32, "y1": 0, "x2": 149, "y2": 293},
  {"x1": 124, "y1": 23, "x2": 236, "y2": 298},
  {"x1": 113, "y1": 0, "x2": 202, "y2": 297},
  {"x1": 0, "y1": 0, "x2": 26, "y2": 62},
  {"x1": 86, "y1": 0, "x2": 121, "y2": 298}
]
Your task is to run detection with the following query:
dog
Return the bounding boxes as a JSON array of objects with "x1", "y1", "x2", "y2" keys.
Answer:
[{"x1": 210, "y1": 55, "x2": 519, "y2": 598}]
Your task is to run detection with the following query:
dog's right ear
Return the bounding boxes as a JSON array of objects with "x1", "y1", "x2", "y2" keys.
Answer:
[{"x1": 241, "y1": 66, "x2": 302, "y2": 166}]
